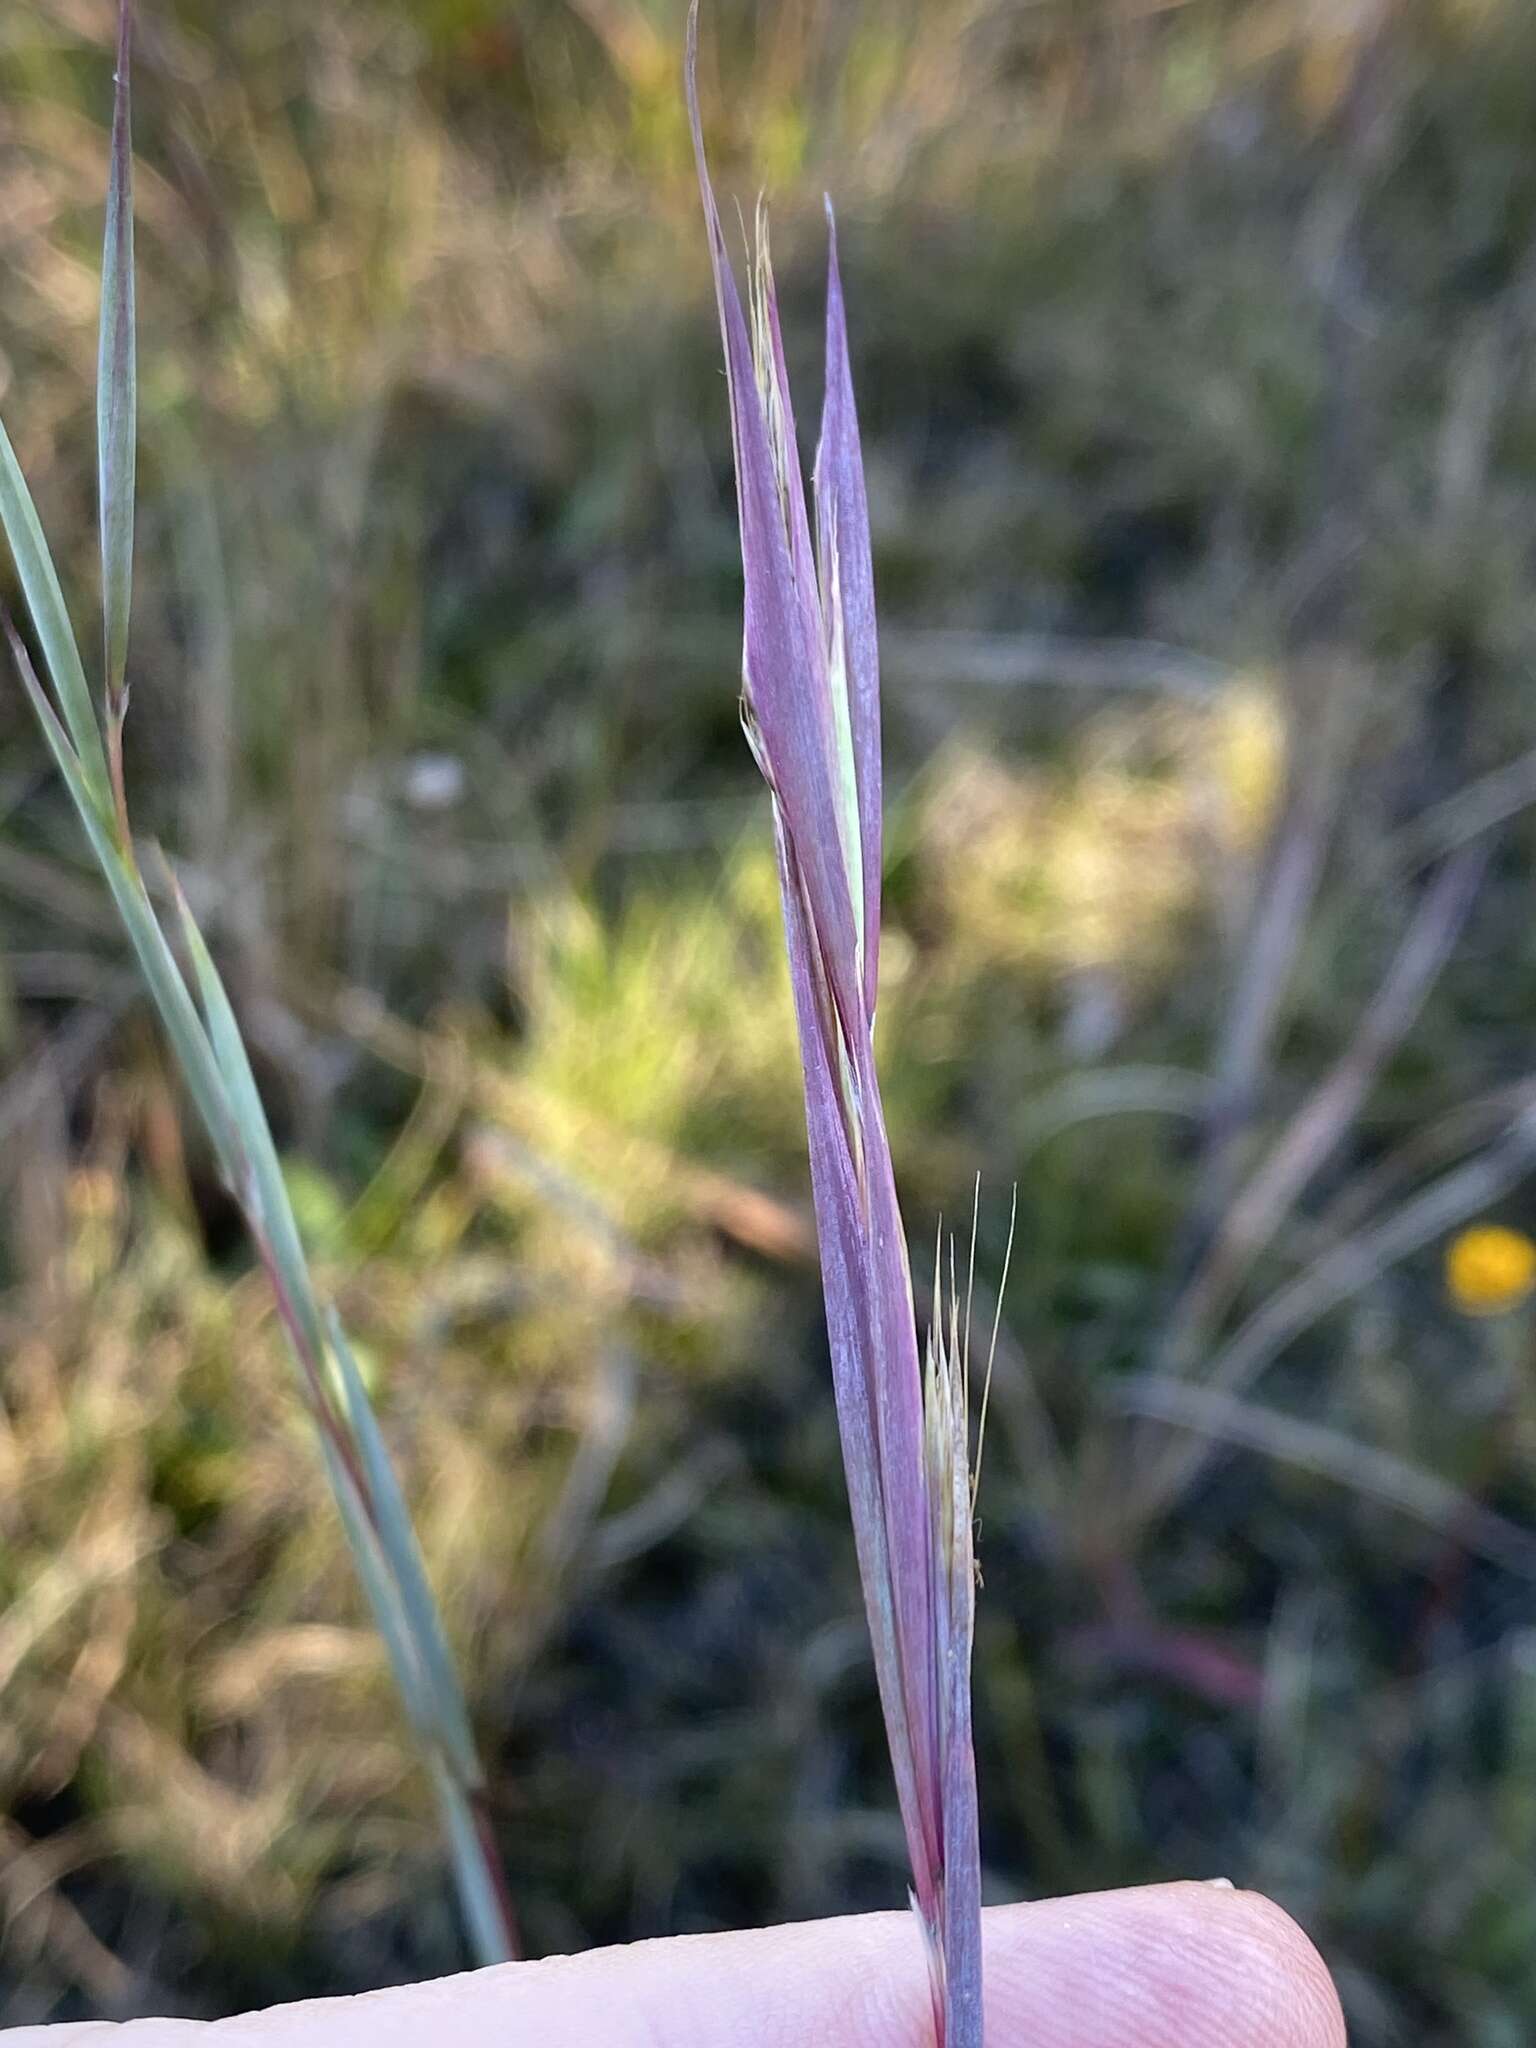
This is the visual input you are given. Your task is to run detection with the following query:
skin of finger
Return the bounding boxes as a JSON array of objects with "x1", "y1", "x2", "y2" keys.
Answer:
[{"x1": 14, "y1": 1884, "x2": 1345, "y2": 2048}]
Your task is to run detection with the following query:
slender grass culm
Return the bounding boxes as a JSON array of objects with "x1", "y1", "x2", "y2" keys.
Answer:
[
  {"x1": 687, "y1": 10, "x2": 991, "y2": 2041},
  {"x1": 0, "y1": 1, "x2": 518, "y2": 1967}
]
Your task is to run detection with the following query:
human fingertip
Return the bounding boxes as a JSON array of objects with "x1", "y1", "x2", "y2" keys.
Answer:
[
  {"x1": 978, "y1": 1881, "x2": 1346, "y2": 2048},
  {"x1": 1205, "y1": 1884, "x2": 1347, "y2": 2048}
]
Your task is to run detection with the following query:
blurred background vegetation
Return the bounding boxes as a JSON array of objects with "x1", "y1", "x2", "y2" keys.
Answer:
[{"x1": 5, "y1": 0, "x2": 1536, "y2": 2037}]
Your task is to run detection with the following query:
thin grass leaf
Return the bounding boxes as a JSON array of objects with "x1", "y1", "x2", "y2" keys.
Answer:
[
  {"x1": 427, "y1": 1756, "x2": 520, "y2": 1974},
  {"x1": 2, "y1": 619, "x2": 237, "y2": 1176},
  {"x1": 169, "y1": 874, "x2": 327, "y2": 1363},
  {"x1": 327, "y1": 1321, "x2": 518, "y2": 1963},
  {"x1": 318, "y1": 1419, "x2": 518, "y2": 1969},
  {"x1": 99, "y1": 0, "x2": 136, "y2": 725},
  {"x1": 0, "y1": 428, "x2": 112, "y2": 805},
  {"x1": 173, "y1": 898, "x2": 514, "y2": 1962},
  {"x1": 1132, "y1": 1101, "x2": 1536, "y2": 1532},
  {"x1": 172, "y1": 875, "x2": 517, "y2": 1959},
  {"x1": 0, "y1": 16, "x2": 517, "y2": 1957},
  {"x1": 329, "y1": 1311, "x2": 482, "y2": 1791},
  {"x1": 7, "y1": 624, "x2": 517, "y2": 1963},
  {"x1": 318, "y1": 1424, "x2": 440, "y2": 1745}
]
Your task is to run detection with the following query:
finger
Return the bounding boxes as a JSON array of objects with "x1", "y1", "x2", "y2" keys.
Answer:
[{"x1": 20, "y1": 1883, "x2": 1343, "y2": 2048}]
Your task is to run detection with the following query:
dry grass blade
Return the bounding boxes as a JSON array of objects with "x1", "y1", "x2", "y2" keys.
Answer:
[
  {"x1": 1130, "y1": 1104, "x2": 1536, "y2": 1532},
  {"x1": 1117, "y1": 1381, "x2": 1536, "y2": 1580},
  {"x1": 1153, "y1": 845, "x2": 1487, "y2": 1381},
  {"x1": 1174, "y1": 669, "x2": 1363, "y2": 1285}
]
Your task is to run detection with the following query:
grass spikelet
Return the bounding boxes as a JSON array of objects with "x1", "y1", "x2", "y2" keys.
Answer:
[{"x1": 687, "y1": 8, "x2": 998, "y2": 2036}]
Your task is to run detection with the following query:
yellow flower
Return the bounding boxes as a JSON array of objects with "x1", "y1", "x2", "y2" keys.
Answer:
[{"x1": 1446, "y1": 1225, "x2": 1536, "y2": 1318}]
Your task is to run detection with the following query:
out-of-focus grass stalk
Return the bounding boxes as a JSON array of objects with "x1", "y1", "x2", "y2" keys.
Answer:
[
  {"x1": 98, "y1": 0, "x2": 135, "y2": 848},
  {"x1": 0, "y1": 1, "x2": 517, "y2": 1968},
  {"x1": 688, "y1": 8, "x2": 987, "y2": 2038}
]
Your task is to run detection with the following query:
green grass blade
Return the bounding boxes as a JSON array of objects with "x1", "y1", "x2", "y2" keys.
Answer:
[
  {"x1": 316, "y1": 1427, "x2": 438, "y2": 1745},
  {"x1": 169, "y1": 876, "x2": 327, "y2": 1364},
  {"x1": 0, "y1": 425, "x2": 111, "y2": 805},
  {"x1": 172, "y1": 888, "x2": 502, "y2": 1909},
  {"x1": 322, "y1": 1328, "x2": 516, "y2": 1968},
  {"x1": 428, "y1": 1755, "x2": 518, "y2": 1970},
  {"x1": 2, "y1": 18, "x2": 517, "y2": 1957},
  {"x1": 329, "y1": 1311, "x2": 482, "y2": 1790},
  {"x1": 3, "y1": 620, "x2": 237, "y2": 1178},
  {"x1": 99, "y1": 0, "x2": 137, "y2": 718}
]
